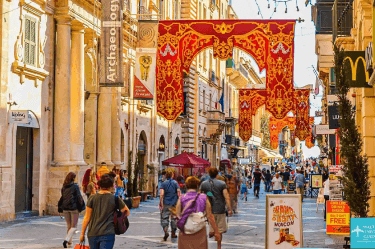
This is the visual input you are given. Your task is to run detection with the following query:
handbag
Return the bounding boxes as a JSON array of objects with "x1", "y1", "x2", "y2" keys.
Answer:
[
  {"x1": 75, "y1": 184, "x2": 86, "y2": 213},
  {"x1": 74, "y1": 242, "x2": 89, "y2": 249},
  {"x1": 58, "y1": 196, "x2": 63, "y2": 213},
  {"x1": 178, "y1": 194, "x2": 206, "y2": 235},
  {"x1": 114, "y1": 196, "x2": 129, "y2": 235}
]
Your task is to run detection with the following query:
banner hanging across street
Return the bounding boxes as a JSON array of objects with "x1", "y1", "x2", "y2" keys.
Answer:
[{"x1": 99, "y1": 0, "x2": 124, "y2": 87}]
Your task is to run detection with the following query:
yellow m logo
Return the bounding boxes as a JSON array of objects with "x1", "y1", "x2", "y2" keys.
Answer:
[{"x1": 343, "y1": 56, "x2": 369, "y2": 82}]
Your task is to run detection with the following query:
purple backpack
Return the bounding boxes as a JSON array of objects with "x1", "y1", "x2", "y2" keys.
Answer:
[{"x1": 177, "y1": 194, "x2": 201, "y2": 232}]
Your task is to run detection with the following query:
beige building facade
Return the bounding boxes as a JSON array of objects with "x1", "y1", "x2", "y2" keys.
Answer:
[{"x1": 0, "y1": 0, "x2": 266, "y2": 222}]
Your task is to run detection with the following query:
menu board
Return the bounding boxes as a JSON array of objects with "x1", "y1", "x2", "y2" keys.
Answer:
[
  {"x1": 329, "y1": 179, "x2": 343, "y2": 201},
  {"x1": 266, "y1": 195, "x2": 303, "y2": 249},
  {"x1": 326, "y1": 201, "x2": 350, "y2": 235},
  {"x1": 329, "y1": 165, "x2": 343, "y2": 179},
  {"x1": 288, "y1": 181, "x2": 295, "y2": 193}
]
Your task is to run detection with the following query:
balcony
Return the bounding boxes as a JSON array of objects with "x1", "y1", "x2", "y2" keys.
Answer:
[
  {"x1": 138, "y1": 6, "x2": 152, "y2": 20},
  {"x1": 227, "y1": 63, "x2": 249, "y2": 88},
  {"x1": 207, "y1": 110, "x2": 225, "y2": 140},
  {"x1": 208, "y1": 110, "x2": 225, "y2": 122}
]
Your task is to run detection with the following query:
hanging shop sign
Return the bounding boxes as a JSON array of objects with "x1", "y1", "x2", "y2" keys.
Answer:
[
  {"x1": 326, "y1": 201, "x2": 350, "y2": 235},
  {"x1": 327, "y1": 95, "x2": 339, "y2": 106},
  {"x1": 99, "y1": 0, "x2": 124, "y2": 87},
  {"x1": 266, "y1": 194, "x2": 303, "y2": 249},
  {"x1": 9, "y1": 110, "x2": 28, "y2": 123},
  {"x1": 343, "y1": 51, "x2": 372, "y2": 88},
  {"x1": 315, "y1": 110, "x2": 325, "y2": 117},
  {"x1": 350, "y1": 218, "x2": 375, "y2": 249},
  {"x1": 328, "y1": 105, "x2": 340, "y2": 129},
  {"x1": 134, "y1": 48, "x2": 157, "y2": 99},
  {"x1": 315, "y1": 125, "x2": 336, "y2": 135},
  {"x1": 8, "y1": 110, "x2": 40, "y2": 128}
]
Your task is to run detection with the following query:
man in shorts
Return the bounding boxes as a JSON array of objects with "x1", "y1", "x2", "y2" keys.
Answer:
[
  {"x1": 200, "y1": 167, "x2": 232, "y2": 249},
  {"x1": 282, "y1": 168, "x2": 291, "y2": 193}
]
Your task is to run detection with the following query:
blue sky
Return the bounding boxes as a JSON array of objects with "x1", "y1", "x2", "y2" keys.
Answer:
[{"x1": 232, "y1": 0, "x2": 322, "y2": 158}]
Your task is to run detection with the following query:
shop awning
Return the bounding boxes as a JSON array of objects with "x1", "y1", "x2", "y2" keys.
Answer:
[
  {"x1": 259, "y1": 147, "x2": 283, "y2": 159},
  {"x1": 162, "y1": 152, "x2": 210, "y2": 168}
]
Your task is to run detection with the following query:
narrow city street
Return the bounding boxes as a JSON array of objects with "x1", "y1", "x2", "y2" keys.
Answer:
[{"x1": 0, "y1": 186, "x2": 345, "y2": 249}]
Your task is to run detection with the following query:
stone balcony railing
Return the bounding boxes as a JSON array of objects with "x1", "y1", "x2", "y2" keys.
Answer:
[{"x1": 207, "y1": 110, "x2": 225, "y2": 122}]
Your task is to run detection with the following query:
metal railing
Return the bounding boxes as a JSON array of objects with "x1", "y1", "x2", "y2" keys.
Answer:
[{"x1": 138, "y1": 6, "x2": 152, "y2": 20}]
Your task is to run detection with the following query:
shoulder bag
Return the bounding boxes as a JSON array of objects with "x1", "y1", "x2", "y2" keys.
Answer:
[
  {"x1": 114, "y1": 196, "x2": 129, "y2": 235},
  {"x1": 178, "y1": 194, "x2": 206, "y2": 234},
  {"x1": 74, "y1": 184, "x2": 86, "y2": 213}
]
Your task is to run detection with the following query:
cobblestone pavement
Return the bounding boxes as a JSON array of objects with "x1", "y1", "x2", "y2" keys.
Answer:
[{"x1": 0, "y1": 185, "x2": 346, "y2": 249}]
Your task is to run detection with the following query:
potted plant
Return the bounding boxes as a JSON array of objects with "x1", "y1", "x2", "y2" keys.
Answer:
[{"x1": 131, "y1": 151, "x2": 141, "y2": 208}]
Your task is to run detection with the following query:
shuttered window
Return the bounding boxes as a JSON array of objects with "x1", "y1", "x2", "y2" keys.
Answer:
[{"x1": 24, "y1": 16, "x2": 37, "y2": 66}]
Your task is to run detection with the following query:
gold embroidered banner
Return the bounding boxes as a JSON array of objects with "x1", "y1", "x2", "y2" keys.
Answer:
[
  {"x1": 156, "y1": 20, "x2": 296, "y2": 121},
  {"x1": 269, "y1": 116, "x2": 296, "y2": 150},
  {"x1": 295, "y1": 89, "x2": 310, "y2": 141}
]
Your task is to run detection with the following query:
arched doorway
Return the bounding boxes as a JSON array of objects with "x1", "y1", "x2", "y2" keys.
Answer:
[
  {"x1": 174, "y1": 137, "x2": 180, "y2": 156},
  {"x1": 138, "y1": 131, "x2": 148, "y2": 184},
  {"x1": 158, "y1": 135, "x2": 166, "y2": 170}
]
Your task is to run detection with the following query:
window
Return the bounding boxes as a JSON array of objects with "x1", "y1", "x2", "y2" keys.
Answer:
[
  {"x1": 203, "y1": 90, "x2": 206, "y2": 112},
  {"x1": 24, "y1": 16, "x2": 37, "y2": 66},
  {"x1": 159, "y1": 0, "x2": 163, "y2": 19},
  {"x1": 174, "y1": 0, "x2": 179, "y2": 19},
  {"x1": 209, "y1": 93, "x2": 212, "y2": 111}
]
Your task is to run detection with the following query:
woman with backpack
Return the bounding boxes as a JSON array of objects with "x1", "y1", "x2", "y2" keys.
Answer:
[
  {"x1": 79, "y1": 174, "x2": 130, "y2": 249},
  {"x1": 60, "y1": 172, "x2": 85, "y2": 248},
  {"x1": 176, "y1": 176, "x2": 220, "y2": 249}
]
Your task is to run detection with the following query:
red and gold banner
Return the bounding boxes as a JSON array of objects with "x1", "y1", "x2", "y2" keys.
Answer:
[
  {"x1": 269, "y1": 116, "x2": 296, "y2": 149},
  {"x1": 156, "y1": 20, "x2": 296, "y2": 121},
  {"x1": 305, "y1": 117, "x2": 315, "y2": 148},
  {"x1": 238, "y1": 89, "x2": 266, "y2": 142},
  {"x1": 295, "y1": 89, "x2": 310, "y2": 141}
]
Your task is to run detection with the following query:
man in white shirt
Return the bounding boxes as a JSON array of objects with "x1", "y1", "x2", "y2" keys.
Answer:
[{"x1": 271, "y1": 173, "x2": 283, "y2": 194}]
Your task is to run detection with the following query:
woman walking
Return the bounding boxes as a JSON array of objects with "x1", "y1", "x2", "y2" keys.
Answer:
[
  {"x1": 86, "y1": 171, "x2": 97, "y2": 199},
  {"x1": 176, "y1": 176, "x2": 220, "y2": 249},
  {"x1": 80, "y1": 174, "x2": 130, "y2": 249},
  {"x1": 61, "y1": 172, "x2": 85, "y2": 248}
]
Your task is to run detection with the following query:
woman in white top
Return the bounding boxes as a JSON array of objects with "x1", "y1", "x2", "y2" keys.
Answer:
[{"x1": 272, "y1": 173, "x2": 283, "y2": 194}]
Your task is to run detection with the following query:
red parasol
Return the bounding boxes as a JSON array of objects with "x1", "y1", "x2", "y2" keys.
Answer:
[{"x1": 162, "y1": 152, "x2": 211, "y2": 168}]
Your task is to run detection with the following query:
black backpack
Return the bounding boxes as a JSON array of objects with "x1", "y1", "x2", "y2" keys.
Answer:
[{"x1": 114, "y1": 196, "x2": 129, "y2": 235}]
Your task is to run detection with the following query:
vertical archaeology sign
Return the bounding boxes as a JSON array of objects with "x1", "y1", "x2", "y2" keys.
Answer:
[
  {"x1": 266, "y1": 194, "x2": 303, "y2": 249},
  {"x1": 326, "y1": 201, "x2": 350, "y2": 235},
  {"x1": 99, "y1": 0, "x2": 124, "y2": 87},
  {"x1": 350, "y1": 218, "x2": 375, "y2": 249}
]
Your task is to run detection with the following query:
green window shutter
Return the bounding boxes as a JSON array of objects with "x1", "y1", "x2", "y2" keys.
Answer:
[{"x1": 24, "y1": 16, "x2": 37, "y2": 66}]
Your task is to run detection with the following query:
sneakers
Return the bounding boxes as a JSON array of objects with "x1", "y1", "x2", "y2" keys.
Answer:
[{"x1": 171, "y1": 231, "x2": 177, "y2": 238}]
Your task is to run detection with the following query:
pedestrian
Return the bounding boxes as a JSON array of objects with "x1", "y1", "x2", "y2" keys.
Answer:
[
  {"x1": 61, "y1": 172, "x2": 85, "y2": 248},
  {"x1": 176, "y1": 176, "x2": 221, "y2": 249},
  {"x1": 264, "y1": 170, "x2": 272, "y2": 192},
  {"x1": 97, "y1": 162, "x2": 110, "y2": 178},
  {"x1": 86, "y1": 171, "x2": 97, "y2": 199},
  {"x1": 226, "y1": 175, "x2": 239, "y2": 213},
  {"x1": 271, "y1": 173, "x2": 283, "y2": 194},
  {"x1": 247, "y1": 172, "x2": 252, "y2": 189},
  {"x1": 122, "y1": 170, "x2": 128, "y2": 198},
  {"x1": 159, "y1": 170, "x2": 181, "y2": 241},
  {"x1": 252, "y1": 167, "x2": 262, "y2": 198},
  {"x1": 115, "y1": 170, "x2": 125, "y2": 199},
  {"x1": 79, "y1": 174, "x2": 130, "y2": 249},
  {"x1": 158, "y1": 170, "x2": 166, "y2": 197},
  {"x1": 322, "y1": 169, "x2": 329, "y2": 182},
  {"x1": 294, "y1": 169, "x2": 306, "y2": 201},
  {"x1": 323, "y1": 178, "x2": 330, "y2": 221},
  {"x1": 200, "y1": 167, "x2": 232, "y2": 249},
  {"x1": 82, "y1": 169, "x2": 92, "y2": 197},
  {"x1": 282, "y1": 168, "x2": 291, "y2": 193},
  {"x1": 240, "y1": 174, "x2": 248, "y2": 201},
  {"x1": 177, "y1": 175, "x2": 186, "y2": 194}
]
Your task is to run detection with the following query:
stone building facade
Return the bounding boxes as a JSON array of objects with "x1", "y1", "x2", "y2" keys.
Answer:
[{"x1": 0, "y1": 0, "x2": 264, "y2": 222}]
